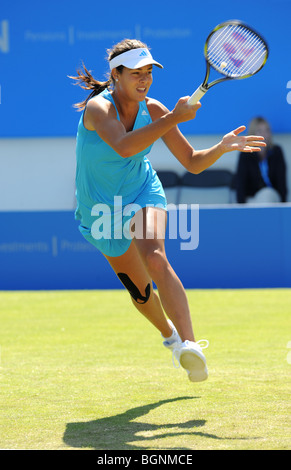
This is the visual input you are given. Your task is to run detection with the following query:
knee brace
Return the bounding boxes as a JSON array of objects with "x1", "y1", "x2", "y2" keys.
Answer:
[{"x1": 117, "y1": 273, "x2": 151, "y2": 304}]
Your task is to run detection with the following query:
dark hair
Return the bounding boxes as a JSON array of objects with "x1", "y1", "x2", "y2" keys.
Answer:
[
  {"x1": 248, "y1": 116, "x2": 273, "y2": 147},
  {"x1": 69, "y1": 38, "x2": 148, "y2": 110}
]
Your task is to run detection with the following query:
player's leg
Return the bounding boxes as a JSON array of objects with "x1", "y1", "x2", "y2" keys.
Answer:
[
  {"x1": 104, "y1": 207, "x2": 208, "y2": 382},
  {"x1": 131, "y1": 207, "x2": 195, "y2": 343},
  {"x1": 131, "y1": 206, "x2": 209, "y2": 382},
  {"x1": 103, "y1": 240, "x2": 173, "y2": 339}
]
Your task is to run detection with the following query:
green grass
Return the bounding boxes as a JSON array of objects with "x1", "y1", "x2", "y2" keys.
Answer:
[{"x1": 0, "y1": 289, "x2": 290, "y2": 450}]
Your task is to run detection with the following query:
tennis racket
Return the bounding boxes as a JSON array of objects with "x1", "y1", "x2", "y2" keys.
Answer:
[{"x1": 188, "y1": 20, "x2": 269, "y2": 105}]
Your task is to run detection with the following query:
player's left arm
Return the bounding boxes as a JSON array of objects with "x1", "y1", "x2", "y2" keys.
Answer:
[
  {"x1": 184, "y1": 126, "x2": 266, "y2": 174},
  {"x1": 147, "y1": 98, "x2": 266, "y2": 174}
]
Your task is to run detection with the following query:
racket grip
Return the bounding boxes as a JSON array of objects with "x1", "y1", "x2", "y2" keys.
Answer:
[{"x1": 188, "y1": 85, "x2": 207, "y2": 105}]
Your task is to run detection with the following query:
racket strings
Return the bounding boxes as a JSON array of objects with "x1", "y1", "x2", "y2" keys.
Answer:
[
  {"x1": 229, "y1": 28, "x2": 266, "y2": 75},
  {"x1": 208, "y1": 26, "x2": 261, "y2": 74},
  {"x1": 209, "y1": 27, "x2": 265, "y2": 76},
  {"x1": 207, "y1": 24, "x2": 267, "y2": 78},
  {"x1": 209, "y1": 27, "x2": 266, "y2": 76}
]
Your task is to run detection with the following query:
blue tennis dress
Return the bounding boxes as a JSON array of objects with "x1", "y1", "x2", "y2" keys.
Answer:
[{"x1": 75, "y1": 89, "x2": 167, "y2": 257}]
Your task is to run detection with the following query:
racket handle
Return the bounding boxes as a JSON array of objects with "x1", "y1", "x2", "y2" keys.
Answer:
[{"x1": 188, "y1": 85, "x2": 207, "y2": 105}]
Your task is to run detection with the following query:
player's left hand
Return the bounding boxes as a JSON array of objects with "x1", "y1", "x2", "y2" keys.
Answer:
[{"x1": 220, "y1": 125, "x2": 267, "y2": 153}]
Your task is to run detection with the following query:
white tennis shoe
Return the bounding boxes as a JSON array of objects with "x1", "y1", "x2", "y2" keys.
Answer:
[{"x1": 172, "y1": 339, "x2": 209, "y2": 382}]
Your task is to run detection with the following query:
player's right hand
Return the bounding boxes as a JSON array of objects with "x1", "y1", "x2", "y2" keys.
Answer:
[{"x1": 172, "y1": 97, "x2": 201, "y2": 123}]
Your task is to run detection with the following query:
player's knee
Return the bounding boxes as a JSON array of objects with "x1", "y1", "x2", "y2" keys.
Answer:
[
  {"x1": 144, "y1": 249, "x2": 168, "y2": 278},
  {"x1": 117, "y1": 273, "x2": 151, "y2": 304}
]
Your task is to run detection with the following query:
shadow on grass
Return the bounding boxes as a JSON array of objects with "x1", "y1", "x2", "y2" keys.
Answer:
[{"x1": 63, "y1": 396, "x2": 223, "y2": 450}]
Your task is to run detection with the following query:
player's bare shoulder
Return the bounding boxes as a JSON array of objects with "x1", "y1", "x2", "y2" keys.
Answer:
[
  {"x1": 85, "y1": 93, "x2": 117, "y2": 130},
  {"x1": 87, "y1": 93, "x2": 116, "y2": 117},
  {"x1": 145, "y1": 97, "x2": 170, "y2": 121}
]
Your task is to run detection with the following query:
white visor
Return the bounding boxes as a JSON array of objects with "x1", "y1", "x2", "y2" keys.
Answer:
[{"x1": 109, "y1": 48, "x2": 163, "y2": 71}]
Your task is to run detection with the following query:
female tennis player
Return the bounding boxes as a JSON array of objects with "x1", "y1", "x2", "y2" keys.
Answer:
[{"x1": 71, "y1": 39, "x2": 266, "y2": 382}]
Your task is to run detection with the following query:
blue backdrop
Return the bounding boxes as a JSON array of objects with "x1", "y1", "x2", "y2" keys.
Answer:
[
  {"x1": 1, "y1": 206, "x2": 290, "y2": 290},
  {"x1": 1, "y1": 0, "x2": 291, "y2": 137}
]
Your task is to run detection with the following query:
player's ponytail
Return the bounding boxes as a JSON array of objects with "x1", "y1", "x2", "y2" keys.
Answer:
[{"x1": 69, "y1": 63, "x2": 111, "y2": 110}]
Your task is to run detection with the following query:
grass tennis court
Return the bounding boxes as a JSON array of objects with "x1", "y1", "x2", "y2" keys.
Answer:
[{"x1": 1, "y1": 288, "x2": 290, "y2": 450}]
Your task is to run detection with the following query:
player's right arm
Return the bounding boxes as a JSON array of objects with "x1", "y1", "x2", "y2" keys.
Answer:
[{"x1": 84, "y1": 96, "x2": 200, "y2": 158}]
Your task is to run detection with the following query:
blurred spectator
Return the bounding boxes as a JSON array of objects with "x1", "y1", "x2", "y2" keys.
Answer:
[{"x1": 236, "y1": 117, "x2": 287, "y2": 203}]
